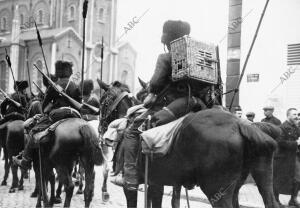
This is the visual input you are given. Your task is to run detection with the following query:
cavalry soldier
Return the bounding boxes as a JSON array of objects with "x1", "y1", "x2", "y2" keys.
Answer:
[
  {"x1": 113, "y1": 20, "x2": 220, "y2": 190},
  {"x1": 13, "y1": 60, "x2": 81, "y2": 170},
  {"x1": 0, "y1": 80, "x2": 29, "y2": 127},
  {"x1": 80, "y1": 79, "x2": 100, "y2": 121}
]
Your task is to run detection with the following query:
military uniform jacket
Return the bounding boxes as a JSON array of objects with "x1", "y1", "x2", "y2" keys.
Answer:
[
  {"x1": 0, "y1": 92, "x2": 28, "y2": 116},
  {"x1": 81, "y1": 95, "x2": 100, "y2": 115},
  {"x1": 42, "y1": 78, "x2": 80, "y2": 112}
]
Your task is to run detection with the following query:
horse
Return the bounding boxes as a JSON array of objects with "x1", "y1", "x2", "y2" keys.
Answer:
[
  {"x1": 120, "y1": 108, "x2": 280, "y2": 208},
  {"x1": 0, "y1": 99, "x2": 43, "y2": 193},
  {"x1": 97, "y1": 79, "x2": 134, "y2": 202},
  {"x1": 35, "y1": 117, "x2": 104, "y2": 208}
]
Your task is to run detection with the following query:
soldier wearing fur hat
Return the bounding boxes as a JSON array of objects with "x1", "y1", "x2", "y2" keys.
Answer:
[
  {"x1": 0, "y1": 80, "x2": 29, "y2": 128},
  {"x1": 13, "y1": 60, "x2": 81, "y2": 170},
  {"x1": 113, "y1": 20, "x2": 217, "y2": 191},
  {"x1": 80, "y1": 79, "x2": 100, "y2": 121}
]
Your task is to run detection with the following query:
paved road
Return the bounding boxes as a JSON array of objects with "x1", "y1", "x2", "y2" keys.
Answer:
[{"x1": 0, "y1": 160, "x2": 210, "y2": 208}]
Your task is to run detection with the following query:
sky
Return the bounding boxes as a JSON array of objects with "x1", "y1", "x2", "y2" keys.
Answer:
[{"x1": 116, "y1": 0, "x2": 300, "y2": 121}]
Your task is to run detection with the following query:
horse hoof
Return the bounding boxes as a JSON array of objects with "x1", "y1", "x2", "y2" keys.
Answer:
[
  {"x1": 102, "y1": 192, "x2": 110, "y2": 202},
  {"x1": 76, "y1": 189, "x2": 83, "y2": 195},
  {"x1": 9, "y1": 188, "x2": 16, "y2": 193},
  {"x1": 53, "y1": 196, "x2": 62, "y2": 204},
  {"x1": 18, "y1": 185, "x2": 24, "y2": 190},
  {"x1": 30, "y1": 191, "x2": 38, "y2": 198},
  {"x1": 1, "y1": 181, "x2": 7, "y2": 186}
]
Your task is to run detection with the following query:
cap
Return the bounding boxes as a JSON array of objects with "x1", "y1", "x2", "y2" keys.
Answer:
[
  {"x1": 263, "y1": 106, "x2": 274, "y2": 110},
  {"x1": 246, "y1": 112, "x2": 255, "y2": 117}
]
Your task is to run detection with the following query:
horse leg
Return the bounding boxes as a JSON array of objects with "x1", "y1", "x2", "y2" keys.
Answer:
[
  {"x1": 101, "y1": 162, "x2": 110, "y2": 202},
  {"x1": 148, "y1": 184, "x2": 164, "y2": 208},
  {"x1": 250, "y1": 155, "x2": 280, "y2": 208},
  {"x1": 81, "y1": 158, "x2": 95, "y2": 208},
  {"x1": 123, "y1": 188, "x2": 138, "y2": 208},
  {"x1": 76, "y1": 162, "x2": 84, "y2": 195},
  {"x1": 64, "y1": 168, "x2": 75, "y2": 208},
  {"x1": 9, "y1": 161, "x2": 19, "y2": 193},
  {"x1": 18, "y1": 168, "x2": 25, "y2": 190},
  {"x1": 31, "y1": 161, "x2": 40, "y2": 197},
  {"x1": 232, "y1": 168, "x2": 250, "y2": 208},
  {"x1": 171, "y1": 185, "x2": 181, "y2": 208},
  {"x1": 56, "y1": 182, "x2": 63, "y2": 200},
  {"x1": 1, "y1": 147, "x2": 9, "y2": 186}
]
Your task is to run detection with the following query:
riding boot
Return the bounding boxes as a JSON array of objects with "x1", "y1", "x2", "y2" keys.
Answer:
[
  {"x1": 289, "y1": 182, "x2": 300, "y2": 208},
  {"x1": 123, "y1": 117, "x2": 146, "y2": 190},
  {"x1": 12, "y1": 134, "x2": 34, "y2": 170}
]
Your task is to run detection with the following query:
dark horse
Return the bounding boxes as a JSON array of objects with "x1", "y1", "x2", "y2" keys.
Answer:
[
  {"x1": 36, "y1": 117, "x2": 104, "y2": 208},
  {"x1": 97, "y1": 79, "x2": 134, "y2": 202},
  {"x1": 125, "y1": 108, "x2": 280, "y2": 208},
  {"x1": 0, "y1": 100, "x2": 42, "y2": 193}
]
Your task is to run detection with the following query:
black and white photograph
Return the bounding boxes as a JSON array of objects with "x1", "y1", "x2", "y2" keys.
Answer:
[{"x1": 0, "y1": 0, "x2": 299, "y2": 207}]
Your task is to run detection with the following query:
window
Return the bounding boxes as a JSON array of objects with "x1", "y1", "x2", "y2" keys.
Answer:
[
  {"x1": 98, "y1": 8, "x2": 104, "y2": 22},
  {"x1": 1, "y1": 17, "x2": 7, "y2": 31},
  {"x1": 0, "y1": 61, "x2": 8, "y2": 91},
  {"x1": 38, "y1": 10, "x2": 43, "y2": 24},
  {"x1": 121, "y1": 70, "x2": 128, "y2": 84},
  {"x1": 20, "y1": 14, "x2": 24, "y2": 27},
  {"x1": 68, "y1": 6, "x2": 75, "y2": 21}
]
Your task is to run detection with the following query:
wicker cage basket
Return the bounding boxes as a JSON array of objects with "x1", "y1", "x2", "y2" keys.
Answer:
[{"x1": 170, "y1": 35, "x2": 219, "y2": 84}]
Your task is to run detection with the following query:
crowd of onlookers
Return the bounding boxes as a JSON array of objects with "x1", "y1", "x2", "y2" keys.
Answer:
[{"x1": 235, "y1": 105, "x2": 300, "y2": 207}]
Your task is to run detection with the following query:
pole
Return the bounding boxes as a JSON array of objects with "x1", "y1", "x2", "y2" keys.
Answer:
[
  {"x1": 81, "y1": 0, "x2": 89, "y2": 101},
  {"x1": 185, "y1": 188, "x2": 190, "y2": 208},
  {"x1": 34, "y1": 20, "x2": 50, "y2": 77},
  {"x1": 26, "y1": 57, "x2": 33, "y2": 96},
  {"x1": 229, "y1": 0, "x2": 270, "y2": 111},
  {"x1": 99, "y1": 36, "x2": 104, "y2": 99},
  {"x1": 5, "y1": 48, "x2": 21, "y2": 101}
]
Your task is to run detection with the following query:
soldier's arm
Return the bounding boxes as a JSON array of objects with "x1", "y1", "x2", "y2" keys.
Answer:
[
  {"x1": 42, "y1": 86, "x2": 57, "y2": 111},
  {"x1": 0, "y1": 98, "x2": 9, "y2": 115},
  {"x1": 149, "y1": 53, "x2": 172, "y2": 94}
]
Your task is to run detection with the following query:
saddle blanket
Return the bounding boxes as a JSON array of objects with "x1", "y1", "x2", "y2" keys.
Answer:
[{"x1": 140, "y1": 115, "x2": 187, "y2": 157}]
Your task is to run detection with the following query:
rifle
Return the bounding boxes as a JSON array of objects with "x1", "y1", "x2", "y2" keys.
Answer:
[
  {"x1": 0, "y1": 88, "x2": 22, "y2": 108},
  {"x1": 33, "y1": 81, "x2": 45, "y2": 97},
  {"x1": 34, "y1": 64, "x2": 99, "y2": 114}
]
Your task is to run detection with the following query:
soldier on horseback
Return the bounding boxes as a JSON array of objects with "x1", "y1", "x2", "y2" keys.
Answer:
[
  {"x1": 13, "y1": 60, "x2": 81, "y2": 170},
  {"x1": 80, "y1": 79, "x2": 100, "y2": 121},
  {"x1": 113, "y1": 20, "x2": 221, "y2": 190},
  {"x1": 0, "y1": 81, "x2": 29, "y2": 127}
]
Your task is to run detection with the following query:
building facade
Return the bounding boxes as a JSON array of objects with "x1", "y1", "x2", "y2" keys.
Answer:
[{"x1": 0, "y1": 0, "x2": 136, "y2": 95}]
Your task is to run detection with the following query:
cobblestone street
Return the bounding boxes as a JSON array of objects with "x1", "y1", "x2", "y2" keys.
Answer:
[{"x1": 0, "y1": 160, "x2": 210, "y2": 208}]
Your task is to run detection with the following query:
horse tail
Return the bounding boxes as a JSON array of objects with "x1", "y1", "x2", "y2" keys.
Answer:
[
  {"x1": 237, "y1": 121, "x2": 277, "y2": 156},
  {"x1": 79, "y1": 124, "x2": 105, "y2": 166}
]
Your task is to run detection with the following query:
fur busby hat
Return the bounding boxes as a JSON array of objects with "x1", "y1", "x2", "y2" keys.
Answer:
[
  {"x1": 161, "y1": 20, "x2": 191, "y2": 46},
  {"x1": 81, "y1": 79, "x2": 94, "y2": 96},
  {"x1": 14, "y1": 80, "x2": 28, "y2": 91},
  {"x1": 55, "y1": 60, "x2": 73, "y2": 78}
]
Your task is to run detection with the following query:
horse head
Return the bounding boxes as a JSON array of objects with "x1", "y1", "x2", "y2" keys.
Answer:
[{"x1": 97, "y1": 79, "x2": 134, "y2": 134}]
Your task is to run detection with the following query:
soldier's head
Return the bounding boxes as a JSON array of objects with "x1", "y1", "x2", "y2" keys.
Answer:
[
  {"x1": 246, "y1": 112, "x2": 255, "y2": 122},
  {"x1": 80, "y1": 79, "x2": 94, "y2": 98},
  {"x1": 55, "y1": 60, "x2": 73, "y2": 79},
  {"x1": 263, "y1": 106, "x2": 274, "y2": 118},
  {"x1": 14, "y1": 80, "x2": 28, "y2": 94},
  {"x1": 234, "y1": 106, "x2": 242, "y2": 118},
  {"x1": 287, "y1": 108, "x2": 298, "y2": 125},
  {"x1": 161, "y1": 20, "x2": 191, "y2": 51}
]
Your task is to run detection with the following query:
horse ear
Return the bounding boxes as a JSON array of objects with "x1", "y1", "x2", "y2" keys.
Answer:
[
  {"x1": 138, "y1": 77, "x2": 147, "y2": 89},
  {"x1": 97, "y1": 78, "x2": 109, "y2": 91}
]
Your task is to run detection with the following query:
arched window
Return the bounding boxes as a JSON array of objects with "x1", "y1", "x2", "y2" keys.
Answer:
[
  {"x1": 0, "y1": 61, "x2": 8, "y2": 91},
  {"x1": 1, "y1": 17, "x2": 7, "y2": 31},
  {"x1": 121, "y1": 70, "x2": 128, "y2": 84},
  {"x1": 20, "y1": 14, "x2": 24, "y2": 27},
  {"x1": 69, "y1": 6, "x2": 75, "y2": 20},
  {"x1": 38, "y1": 10, "x2": 43, "y2": 24},
  {"x1": 98, "y1": 8, "x2": 104, "y2": 22}
]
